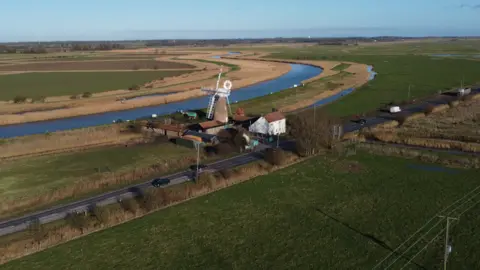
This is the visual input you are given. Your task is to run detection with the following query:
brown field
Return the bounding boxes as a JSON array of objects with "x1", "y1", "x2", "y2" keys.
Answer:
[
  {"x1": 363, "y1": 97, "x2": 480, "y2": 152},
  {"x1": 0, "y1": 60, "x2": 195, "y2": 71}
]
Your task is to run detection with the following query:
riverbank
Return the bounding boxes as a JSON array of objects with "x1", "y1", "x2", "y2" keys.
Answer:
[{"x1": 0, "y1": 52, "x2": 292, "y2": 126}]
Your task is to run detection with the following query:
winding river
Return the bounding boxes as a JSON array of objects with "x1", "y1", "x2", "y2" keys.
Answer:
[
  {"x1": 0, "y1": 64, "x2": 321, "y2": 138},
  {"x1": 0, "y1": 60, "x2": 377, "y2": 138}
]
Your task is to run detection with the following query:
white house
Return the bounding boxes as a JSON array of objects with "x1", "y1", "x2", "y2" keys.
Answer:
[{"x1": 249, "y1": 111, "x2": 286, "y2": 135}]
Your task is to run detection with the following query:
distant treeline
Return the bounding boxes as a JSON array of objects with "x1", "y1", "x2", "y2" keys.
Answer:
[{"x1": 0, "y1": 43, "x2": 126, "y2": 54}]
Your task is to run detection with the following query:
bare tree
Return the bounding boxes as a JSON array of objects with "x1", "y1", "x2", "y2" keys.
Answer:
[{"x1": 288, "y1": 109, "x2": 340, "y2": 156}]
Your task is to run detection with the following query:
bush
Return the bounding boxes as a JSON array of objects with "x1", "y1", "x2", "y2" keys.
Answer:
[
  {"x1": 126, "y1": 121, "x2": 144, "y2": 133},
  {"x1": 394, "y1": 114, "x2": 408, "y2": 126},
  {"x1": 128, "y1": 84, "x2": 141, "y2": 91},
  {"x1": 70, "y1": 94, "x2": 78, "y2": 100},
  {"x1": 13, "y1": 95, "x2": 27, "y2": 103},
  {"x1": 66, "y1": 212, "x2": 89, "y2": 232},
  {"x1": 153, "y1": 65, "x2": 159, "y2": 70},
  {"x1": 31, "y1": 96, "x2": 46, "y2": 103},
  {"x1": 82, "y1": 92, "x2": 92, "y2": 98},
  {"x1": 28, "y1": 218, "x2": 47, "y2": 243},
  {"x1": 90, "y1": 205, "x2": 109, "y2": 224},
  {"x1": 264, "y1": 148, "x2": 286, "y2": 166},
  {"x1": 219, "y1": 168, "x2": 233, "y2": 179},
  {"x1": 215, "y1": 143, "x2": 235, "y2": 155},
  {"x1": 119, "y1": 198, "x2": 138, "y2": 213},
  {"x1": 132, "y1": 65, "x2": 139, "y2": 70},
  {"x1": 424, "y1": 104, "x2": 435, "y2": 115}
]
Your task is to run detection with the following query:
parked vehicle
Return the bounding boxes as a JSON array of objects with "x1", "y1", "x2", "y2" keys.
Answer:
[
  {"x1": 457, "y1": 88, "x2": 471, "y2": 96},
  {"x1": 152, "y1": 178, "x2": 170, "y2": 187},
  {"x1": 389, "y1": 106, "x2": 401, "y2": 113}
]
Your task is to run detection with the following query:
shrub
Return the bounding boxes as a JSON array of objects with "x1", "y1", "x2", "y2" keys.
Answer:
[
  {"x1": 132, "y1": 65, "x2": 139, "y2": 70},
  {"x1": 394, "y1": 114, "x2": 408, "y2": 126},
  {"x1": 264, "y1": 148, "x2": 286, "y2": 166},
  {"x1": 128, "y1": 84, "x2": 141, "y2": 91},
  {"x1": 66, "y1": 212, "x2": 89, "y2": 232},
  {"x1": 70, "y1": 94, "x2": 78, "y2": 100},
  {"x1": 90, "y1": 205, "x2": 109, "y2": 224},
  {"x1": 126, "y1": 121, "x2": 144, "y2": 133},
  {"x1": 153, "y1": 65, "x2": 159, "y2": 70},
  {"x1": 31, "y1": 96, "x2": 46, "y2": 103},
  {"x1": 460, "y1": 94, "x2": 473, "y2": 102},
  {"x1": 13, "y1": 95, "x2": 27, "y2": 103},
  {"x1": 82, "y1": 92, "x2": 92, "y2": 98},
  {"x1": 215, "y1": 143, "x2": 235, "y2": 155},
  {"x1": 219, "y1": 168, "x2": 233, "y2": 179},
  {"x1": 119, "y1": 198, "x2": 138, "y2": 213},
  {"x1": 424, "y1": 104, "x2": 435, "y2": 115},
  {"x1": 28, "y1": 218, "x2": 47, "y2": 243}
]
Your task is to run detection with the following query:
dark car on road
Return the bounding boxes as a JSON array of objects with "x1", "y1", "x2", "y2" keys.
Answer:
[
  {"x1": 152, "y1": 178, "x2": 170, "y2": 187},
  {"x1": 190, "y1": 164, "x2": 208, "y2": 172},
  {"x1": 352, "y1": 114, "x2": 367, "y2": 125}
]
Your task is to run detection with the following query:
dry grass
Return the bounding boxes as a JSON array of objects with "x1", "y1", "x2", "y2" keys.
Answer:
[
  {"x1": 0, "y1": 125, "x2": 143, "y2": 160},
  {"x1": 358, "y1": 142, "x2": 480, "y2": 169},
  {"x1": 0, "y1": 151, "x2": 302, "y2": 264},
  {"x1": 366, "y1": 98, "x2": 480, "y2": 152}
]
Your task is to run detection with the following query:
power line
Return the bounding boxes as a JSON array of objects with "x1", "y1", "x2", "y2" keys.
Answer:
[
  {"x1": 399, "y1": 228, "x2": 446, "y2": 270},
  {"x1": 373, "y1": 184, "x2": 480, "y2": 269},
  {"x1": 384, "y1": 218, "x2": 444, "y2": 269}
]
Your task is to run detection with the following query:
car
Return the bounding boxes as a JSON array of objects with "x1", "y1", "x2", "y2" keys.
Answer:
[
  {"x1": 190, "y1": 164, "x2": 207, "y2": 171},
  {"x1": 151, "y1": 178, "x2": 170, "y2": 187},
  {"x1": 352, "y1": 115, "x2": 367, "y2": 125}
]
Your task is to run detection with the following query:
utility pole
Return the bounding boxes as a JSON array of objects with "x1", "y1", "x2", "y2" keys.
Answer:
[
  {"x1": 194, "y1": 142, "x2": 201, "y2": 181},
  {"x1": 438, "y1": 215, "x2": 458, "y2": 270}
]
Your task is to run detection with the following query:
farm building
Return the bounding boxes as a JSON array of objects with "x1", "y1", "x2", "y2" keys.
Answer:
[
  {"x1": 248, "y1": 111, "x2": 286, "y2": 136},
  {"x1": 188, "y1": 120, "x2": 231, "y2": 135},
  {"x1": 154, "y1": 124, "x2": 186, "y2": 137},
  {"x1": 182, "y1": 130, "x2": 219, "y2": 144},
  {"x1": 232, "y1": 115, "x2": 259, "y2": 129}
]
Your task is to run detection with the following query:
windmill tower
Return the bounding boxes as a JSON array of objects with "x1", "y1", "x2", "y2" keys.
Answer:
[{"x1": 201, "y1": 68, "x2": 233, "y2": 123}]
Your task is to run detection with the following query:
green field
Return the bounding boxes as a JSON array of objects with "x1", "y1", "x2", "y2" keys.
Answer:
[
  {"x1": 332, "y1": 63, "x2": 351, "y2": 71},
  {"x1": 4, "y1": 152, "x2": 480, "y2": 269},
  {"x1": 0, "y1": 70, "x2": 192, "y2": 100},
  {"x1": 0, "y1": 142, "x2": 195, "y2": 212},
  {"x1": 266, "y1": 50, "x2": 480, "y2": 116}
]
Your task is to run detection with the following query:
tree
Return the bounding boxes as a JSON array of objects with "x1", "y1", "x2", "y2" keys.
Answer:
[
  {"x1": 82, "y1": 92, "x2": 92, "y2": 98},
  {"x1": 288, "y1": 109, "x2": 340, "y2": 156},
  {"x1": 13, "y1": 95, "x2": 27, "y2": 103},
  {"x1": 264, "y1": 148, "x2": 286, "y2": 165}
]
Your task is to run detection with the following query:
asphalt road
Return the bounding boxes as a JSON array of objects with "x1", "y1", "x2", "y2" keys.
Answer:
[{"x1": 0, "y1": 89, "x2": 478, "y2": 236}]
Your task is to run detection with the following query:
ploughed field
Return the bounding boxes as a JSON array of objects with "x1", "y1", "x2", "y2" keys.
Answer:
[{"x1": 0, "y1": 60, "x2": 195, "y2": 71}]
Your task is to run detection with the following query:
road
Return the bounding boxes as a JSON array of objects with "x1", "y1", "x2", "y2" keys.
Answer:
[{"x1": 0, "y1": 89, "x2": 478, "y2": 236}]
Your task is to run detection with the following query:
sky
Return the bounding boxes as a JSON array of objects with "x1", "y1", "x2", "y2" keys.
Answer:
[{"x1": 1, "y1": 0, "x2": 480, "y2": 42}]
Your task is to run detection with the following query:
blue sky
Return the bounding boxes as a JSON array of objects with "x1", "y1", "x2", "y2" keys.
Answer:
[{"x1": 1, "y1": 0, "x2": 480, "y2": 42}]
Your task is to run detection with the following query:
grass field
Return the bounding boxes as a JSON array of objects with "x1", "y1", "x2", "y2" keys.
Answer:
[
  {"x1": 0, "y1": 70, "x2": 192, "y2": 100},
  {"x1": 0, "y1": 141, "x2": 194, "y2": 202},
  {"x1": 4, "y1": 152, "x2": 479, "y2": 269},
  {"x1": 267, "y1": 53, "x2": 480, "y2": 116},
  {"x1": 332, "y1": 63, "x2": 351, "y2": 71},
  {"x1": 0, "y1": 60, "x2": 194, "y2": 71},
  {"x1": 230, "y1": 71, "x2": 351, "y2": 115}
]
